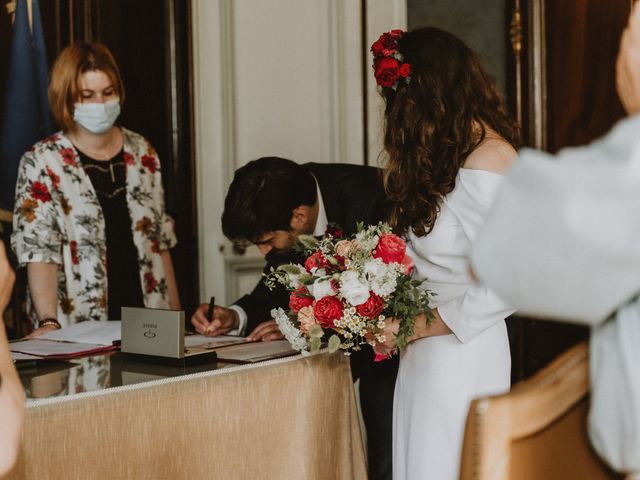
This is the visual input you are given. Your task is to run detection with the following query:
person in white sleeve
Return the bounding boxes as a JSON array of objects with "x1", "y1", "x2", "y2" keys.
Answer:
[
  {"x1": 471, "y1": 4, "x2": 640, "y2": 477},
  {"x1": 0, "y1": 241, "x2": 25, "y2": 477}
]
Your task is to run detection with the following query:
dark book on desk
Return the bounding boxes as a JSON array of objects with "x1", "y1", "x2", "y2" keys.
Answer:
[{"x1": 215, "y1": 340, "x2": 298, "y2": 364}]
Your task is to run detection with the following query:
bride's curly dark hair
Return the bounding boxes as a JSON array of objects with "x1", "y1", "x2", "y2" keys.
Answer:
[{"x1": 379, "y1": 27, "x2": 520, "y2": 237}]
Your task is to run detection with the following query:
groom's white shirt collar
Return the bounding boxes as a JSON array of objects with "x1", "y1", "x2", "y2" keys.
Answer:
[{"x1": 312, "y1": 176, "x2": 328, "y2": 237}]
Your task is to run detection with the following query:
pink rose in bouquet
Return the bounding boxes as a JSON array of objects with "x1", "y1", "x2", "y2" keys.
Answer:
[
  {"x1": 373, "y1": 233, "x2": 406, "y2": 264},
  {"x1": 298, "y1": 306, "x2": 317, "y2": 334}
]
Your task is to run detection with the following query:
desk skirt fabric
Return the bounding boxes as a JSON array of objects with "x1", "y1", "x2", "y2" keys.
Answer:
[{"x1": 8, "y1": 352, "x2": 366, "y2": 479}]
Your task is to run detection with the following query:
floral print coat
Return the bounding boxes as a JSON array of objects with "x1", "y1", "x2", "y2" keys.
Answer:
[{"x1": 12, "y1": 128, "x2": 177, "y2": 327}]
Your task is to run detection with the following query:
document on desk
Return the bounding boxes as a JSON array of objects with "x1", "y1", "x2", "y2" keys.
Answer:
[
  {"x1": 184, "y1": 334, "x2": 249, "y2": 350},
  {"x1": 215, "y1": 340, "x2": 298, "y2": 363},
  {"x1": 38, "y1": 320, "x2": 121, "y2": 346},
  {"x1": 12, "y1": 351, "x2": 41, "y2": 361},
  {"x1": 9, "y1": 339, "x2": 116, "y2": 359}
]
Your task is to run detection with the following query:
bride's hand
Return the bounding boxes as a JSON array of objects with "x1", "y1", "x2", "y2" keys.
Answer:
[{"x1": 371, "y1": 317, "x2": 400, "y2": 358}]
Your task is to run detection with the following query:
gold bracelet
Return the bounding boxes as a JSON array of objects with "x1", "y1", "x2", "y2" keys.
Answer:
[{"x1": 39, "y1": 318, "x2": 62, "y2": 330}]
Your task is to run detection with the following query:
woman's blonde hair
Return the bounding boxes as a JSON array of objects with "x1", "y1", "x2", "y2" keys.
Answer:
[{"x1": 48, "y1": 42, "x2": 125, "y2": 132}]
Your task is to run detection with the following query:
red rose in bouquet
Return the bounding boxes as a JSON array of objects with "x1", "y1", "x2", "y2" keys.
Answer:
[
  {"x1": 289, "y1": 286, "x2": 314, "y2": 312},
  {"x1": 356, "y1": 292, "x2": 385, "y2": 319},
  {"x1": 324, "y1": 224, "x2": 344, "y2": 238},
  {"x1": 304, "y1": 251, "x2": 329, "y2": 272},
  {"x1": 374, "y1": 233, "x2": 406, "y2": 264},
  {"x1": 313, "y1": 296, "x2": 344, "y2": 329}
]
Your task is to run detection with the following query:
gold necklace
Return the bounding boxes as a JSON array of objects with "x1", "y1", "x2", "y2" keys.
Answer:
[{"x1": 70, "y1": 136, "x2": 118, "y2": 182}]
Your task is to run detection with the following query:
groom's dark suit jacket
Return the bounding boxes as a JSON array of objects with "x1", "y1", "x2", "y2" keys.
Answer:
[{"x1": 234, "y1": 162, "x2": 397, "y2": 480}]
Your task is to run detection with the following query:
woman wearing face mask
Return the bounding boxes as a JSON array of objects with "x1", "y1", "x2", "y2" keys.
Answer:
[{"x1": 12, "y1": 42, "x2": 180, "y2": 335}]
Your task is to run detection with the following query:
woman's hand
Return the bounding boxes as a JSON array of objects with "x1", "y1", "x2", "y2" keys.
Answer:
[
  {"x1": 371, "y1": 309, "x2": 453, "y2": 357},
  {"x1": 25, "y1": 324, "x2": 60, "y2": 339},
  {"x1": 371, "y1": 317, "x2": 400, "y2": 358}
]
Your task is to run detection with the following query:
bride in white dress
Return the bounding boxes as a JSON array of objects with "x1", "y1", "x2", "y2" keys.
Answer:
[{"x1": 370, "y1": 27, "x2": 519, "y2": 479}]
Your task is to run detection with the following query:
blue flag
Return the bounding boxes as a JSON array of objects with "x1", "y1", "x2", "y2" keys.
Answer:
[{"x1": 0, "y1": 0, "x2": 54, "y2": 216}]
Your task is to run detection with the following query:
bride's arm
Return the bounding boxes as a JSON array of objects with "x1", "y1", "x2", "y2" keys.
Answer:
[
  {"x1": 409, "y1": 309, "x2": 452, "y2": 340},
  {"x1": 373, "y1": 309, "x2": 452, "y2": 356}
]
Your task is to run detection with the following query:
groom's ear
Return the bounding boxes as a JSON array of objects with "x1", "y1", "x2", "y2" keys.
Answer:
[{"x1": 290, "y1": 205, "x2": 311, "y2": 233}]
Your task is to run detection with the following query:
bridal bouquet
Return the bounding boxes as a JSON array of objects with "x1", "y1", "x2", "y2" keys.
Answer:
[{"x1": 266, "y1": 223, "x2": 433, "y2": 358}]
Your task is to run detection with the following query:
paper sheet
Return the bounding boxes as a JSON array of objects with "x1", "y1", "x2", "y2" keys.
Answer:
[
  {"x1": 38, "y1": 321, "x2": 121, "y2": 346},
  {"x1": 12, "y1": 351, "x2": 41, "y2": 361},
  {"x1": 184, "y1": 334, "x2": 249, "y2": 349}
]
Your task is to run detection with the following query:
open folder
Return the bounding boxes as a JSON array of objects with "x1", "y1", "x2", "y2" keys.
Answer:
[
  {"x1": 10, "y1": 338, "x2": 116, "y2": 360},
  {"x1": 10, "y1": 321, "x2": 120, "y2": 361}
]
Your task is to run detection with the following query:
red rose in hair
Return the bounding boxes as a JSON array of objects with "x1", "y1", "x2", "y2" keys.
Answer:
[
  {"x1": 289, "y1": 286, "x2": 314, "y2": 312},
  {"x1": 60, "y1": 147, "x2": 77, "y2": 166},
  {"x1": 356, "y1": 292, "x2": 385, "y2": 319},
  {"x1": 373, "y1": 233, "x2": 406, "y2": 264},
  {"x1": 371, "y1": 31, "x2": 401, "y2": 58},
  {"x1": 141, "y1": 155, "x2": 157, "y2": 173},
  {"x1": 304, "y1": 251, "x2": 329, "y2": 272},
  {"x1": 313, "y1": 296, "x2": 344, "y2": 329},
  {"x1": 399, "y1": 63, "x2": 411, "y2": 78},
  {"x1": 374, "y1": 57, "x2": 401, "y2": 88},
  {"x1": 69, "y1": 240, "x2": 80, "y2": 265},
  {"x1": 31, "y1": 181, "x2": 52, "y2": 202},
  {"x1": 124, "y1": 152, "x2": 135, "y2": 166}
]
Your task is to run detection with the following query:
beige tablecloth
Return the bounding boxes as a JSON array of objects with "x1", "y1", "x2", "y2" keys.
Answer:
[{"x1": 7, "y1": 352, "x2": 366, "y2": 479}]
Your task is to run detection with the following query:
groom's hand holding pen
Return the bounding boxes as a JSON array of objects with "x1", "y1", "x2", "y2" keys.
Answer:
[{"x1": 190, "y1": 296, "x2": 241, "y2": 336}]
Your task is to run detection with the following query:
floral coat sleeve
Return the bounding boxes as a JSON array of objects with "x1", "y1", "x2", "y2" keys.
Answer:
[{"x1": 11, "y1": 128, "x2": 177, "y2": 327}]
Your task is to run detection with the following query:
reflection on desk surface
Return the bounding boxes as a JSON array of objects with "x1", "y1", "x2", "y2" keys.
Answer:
[{"x1": 18, "y1": 351, "x2": 225, "y2": 401}]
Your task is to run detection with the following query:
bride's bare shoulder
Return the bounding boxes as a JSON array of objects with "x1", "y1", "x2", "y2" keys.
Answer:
[{"x1": 463, "y1": 137, "x2": 517, "y2": 175}]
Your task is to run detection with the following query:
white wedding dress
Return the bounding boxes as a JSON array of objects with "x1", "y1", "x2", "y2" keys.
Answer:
[{"x1": 394, "y1": 169, "x2": 515, "y2": 480}]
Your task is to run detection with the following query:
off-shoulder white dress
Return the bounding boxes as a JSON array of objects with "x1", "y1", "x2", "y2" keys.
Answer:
[{"x1": 393, "y1": 169, "x2": 515, "y2": 480}]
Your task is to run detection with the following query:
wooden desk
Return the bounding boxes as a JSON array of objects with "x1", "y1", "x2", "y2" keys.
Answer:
[{"x1": 7, "y1": 352, "x2": 366, "y2": 479}]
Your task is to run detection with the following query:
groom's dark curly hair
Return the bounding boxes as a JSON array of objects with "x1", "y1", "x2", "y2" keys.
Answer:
[{"x1": 221, "y1": 157, "x2": 317, "y2": 243}]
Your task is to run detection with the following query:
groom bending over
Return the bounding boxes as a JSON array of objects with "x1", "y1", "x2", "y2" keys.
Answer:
[{"x1": 191, "y1": 156, "x2": 397, "y2": 480}]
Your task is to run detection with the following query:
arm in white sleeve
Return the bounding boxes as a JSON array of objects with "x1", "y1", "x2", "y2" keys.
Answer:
[
  {"x1": 438, "y1": 285, "x2": 515, "y2": 344},
  {"x1": 227, "y1": 304, "x2": 248, "y2": 336},
  {"x1": 437, "y1": 171, "x2": 515, "y2": 343},
  {"x1": 472, "y1": 117, "x2": 640, "y2": 326}
]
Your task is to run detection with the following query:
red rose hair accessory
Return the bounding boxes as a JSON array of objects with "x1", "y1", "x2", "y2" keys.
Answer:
[{"x1": 371, "y1": 29, "x2": 411, "y2": 90}]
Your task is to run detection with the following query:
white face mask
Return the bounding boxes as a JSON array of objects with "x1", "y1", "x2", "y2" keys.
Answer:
[{"x1": 73, "y1": 98, "x2": 121, "y2": 134}]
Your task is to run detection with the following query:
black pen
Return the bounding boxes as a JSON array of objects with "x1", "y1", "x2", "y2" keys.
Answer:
[{"x1": 207, "y1": 296, "x2": 215, "y2": 323}]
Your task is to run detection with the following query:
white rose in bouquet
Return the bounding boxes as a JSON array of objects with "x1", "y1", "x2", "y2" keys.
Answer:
[
  {"x1": 311, "y1": 278, "x2": 336, "y2": 300},
  {"x1": 339, "y1": 270, "x2": 370, "y2": 306},
  {"x1": 364, "y1": 258, "x2": 397, "y2": 297}
]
